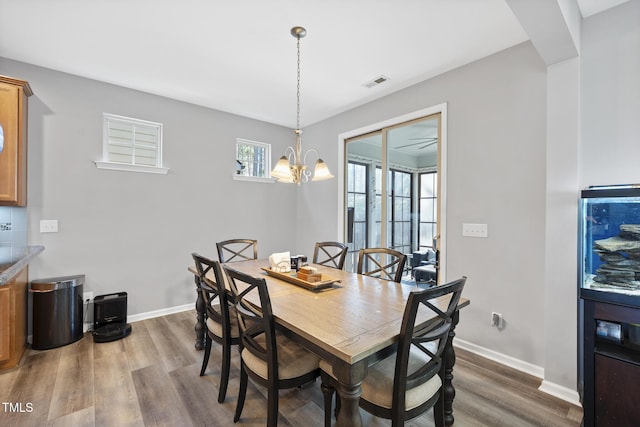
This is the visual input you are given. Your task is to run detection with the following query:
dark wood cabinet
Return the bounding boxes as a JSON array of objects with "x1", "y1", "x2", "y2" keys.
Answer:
[
  {"x1": 594, "y1": 354, "x2": 640, "y2": 426},
  {"x1": 0, "y1": 75, "x2": 32, "y2": 206},
  {"x1": 581, "y1": 297, "x2": 640, "y2": 427}
]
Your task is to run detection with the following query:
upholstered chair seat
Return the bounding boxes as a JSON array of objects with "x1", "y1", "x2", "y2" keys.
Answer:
[
  {"x1": 205, "y1": 305, "x2": 240, "y2": 339},
  {"x1": 243, "y1": 332, "x2": 320, "y2": 380},
  {"x1": 320, "y1": 344, "x2": 440, "y2": 411}
]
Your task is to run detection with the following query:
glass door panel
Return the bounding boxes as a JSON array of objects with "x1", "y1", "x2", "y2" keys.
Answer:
[
  {"x1": 345, "y1": 132, "x2": 381, "y2": 271},
  {"x1": 419, "y1": 171, "x2": 438, "y2": 249},
  {"x1": 345, "y1": 114, "x2": 440, "y2": 276}
]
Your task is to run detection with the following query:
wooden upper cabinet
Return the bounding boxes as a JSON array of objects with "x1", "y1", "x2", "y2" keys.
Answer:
[{"x1": 0, "y1": 75, "x2": 32, "y2": 206}]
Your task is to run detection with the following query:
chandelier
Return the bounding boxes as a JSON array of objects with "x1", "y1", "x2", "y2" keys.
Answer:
[{"x1": 271, "y1": 26, "x2": 334, "y2": 185}]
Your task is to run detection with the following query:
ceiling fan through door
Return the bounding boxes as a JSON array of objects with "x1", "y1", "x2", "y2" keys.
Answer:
[{"x1": 395, "y1": 137, "x2": 438, "y2": 150}]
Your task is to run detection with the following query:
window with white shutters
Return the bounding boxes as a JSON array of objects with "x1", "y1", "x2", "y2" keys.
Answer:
[{"x1": 95, "y1": 113, "x2": 169, "y2": 174}]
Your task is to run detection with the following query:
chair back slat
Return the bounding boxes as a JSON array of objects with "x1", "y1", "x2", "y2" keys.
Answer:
[
  {"x1": 357, "y1": 248, "x2": 407, "y2": 283},
  {"x1": 216, "y1": 239, "x2": 258, "y2": 263},
  {"x1": 313, "y1": 241, "x2": 348, "y2": 270},
  {"x1": 191, "y1": 253, "x2": 233, "y2": 337}
]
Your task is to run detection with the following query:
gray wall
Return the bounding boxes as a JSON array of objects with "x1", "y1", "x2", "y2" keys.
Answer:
[
  {"x1": 581, "y1": 0, "x2": 640, "y2": 187},
  {"x1": 297, "y1": 41, "x2": 549, "y2": 368},
  {"x1": 0, "y1": 58, "x2": 297, "y2": 315}
]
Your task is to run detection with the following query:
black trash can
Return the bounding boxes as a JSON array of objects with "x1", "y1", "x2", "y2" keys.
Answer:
[{"x1": 30, "y1": 275, "x2": 84, "y2": 350}]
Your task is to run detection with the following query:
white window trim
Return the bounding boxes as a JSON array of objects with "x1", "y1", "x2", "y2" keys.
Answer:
[
  {"x1": 94, "y1": 161, "x2": 169, "y2": 174},
  {"x1": 234, "y1": 138, "x2": 275, "y2": 183},
  {"x1": 232, "y1": 174, "x2": 277, "y2": 183},
  {"x1": 95, "y1": 113, "x2": 169, "y2": 174}
]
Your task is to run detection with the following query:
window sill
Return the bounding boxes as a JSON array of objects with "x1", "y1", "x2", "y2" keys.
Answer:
[
  {"x1": 232, "y1": 174, "x2": 277, "y2": 183},
  {"x1": 94, "y1": 161, "x2": 169, "y2": 175}
]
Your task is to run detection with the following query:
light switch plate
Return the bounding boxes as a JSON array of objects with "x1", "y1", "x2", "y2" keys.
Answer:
[
  {"x1": 462, "y1": 223, "x2": 488, "y2": 238},
  {"x1": 40, "y1": 220, "x2": 59, "y2": 233}
]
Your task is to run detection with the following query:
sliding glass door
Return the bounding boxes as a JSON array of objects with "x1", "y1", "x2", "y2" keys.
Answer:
[{"x1": 344, "y1": 114, "x2": 440, "y2": 274}]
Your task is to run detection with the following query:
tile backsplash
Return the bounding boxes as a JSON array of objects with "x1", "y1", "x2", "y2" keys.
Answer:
[{"x1": 0, "y1": 206, "x2": 27, "y2": 264}]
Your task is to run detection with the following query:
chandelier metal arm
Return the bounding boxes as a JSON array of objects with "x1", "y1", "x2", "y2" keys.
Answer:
[
  {"x1": 283, "y1": 146, "x2": 296, "y2": 163},
  {"x1": 302, "y1": 147, "x2": 321, "y2": 165}
]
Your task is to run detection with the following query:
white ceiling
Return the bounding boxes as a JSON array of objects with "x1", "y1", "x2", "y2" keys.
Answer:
[
  {"x1": 577, "y1": 0, "x2": 630, "y2": 17},
  {"x1": 0, "y1": 0, "x2": 628, "y2": 129}
]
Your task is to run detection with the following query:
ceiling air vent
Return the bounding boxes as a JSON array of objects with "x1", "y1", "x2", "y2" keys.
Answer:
[{"x1": 363, "y1": 75, "x2": 389, "y2": 88}]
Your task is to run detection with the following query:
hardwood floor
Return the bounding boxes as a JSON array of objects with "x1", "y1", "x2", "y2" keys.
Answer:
[{"x1": 0, "y1": 310, "x2": 583, "y2": 426}]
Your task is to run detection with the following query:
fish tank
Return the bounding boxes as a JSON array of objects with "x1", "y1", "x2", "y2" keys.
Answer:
[{"x1": 580, "y1": 185, "x2": 640, "y2": 306}]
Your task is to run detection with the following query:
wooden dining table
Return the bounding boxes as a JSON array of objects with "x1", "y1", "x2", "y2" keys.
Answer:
[{"x1": 189, "y1": 259, "x2": 469, "y2": 427}]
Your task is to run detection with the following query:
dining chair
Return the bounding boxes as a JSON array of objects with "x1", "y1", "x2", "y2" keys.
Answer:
[
  {"x1": 224, "y1": 265, "x2": 321, "y2": 427},
  {"x1": 313, "y1": 241, "x2": 348, "y2": 270},
  {"x1": 320, "y1": 276, "x2": 467, "y2": 427},
  {"x1": 191, "y1": 252, "x2": 240, "y2": 403},
  {"x1": 357, "y1": 247, "x2": 407, "y2": 283},
  {"x1": 216, "y1": 239, "x2": 258, "y2": 263}
]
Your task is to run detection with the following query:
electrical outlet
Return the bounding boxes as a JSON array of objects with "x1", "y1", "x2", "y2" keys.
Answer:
[
  {"x1": 83, "y1": 292, "x2": 94, "y2": 332},
  {"x1": 491, "y1": 312, "x2": 504, "y2": 329},
  {"x1": 83, "y1": 291, "x2": 94, "y2": 303}
]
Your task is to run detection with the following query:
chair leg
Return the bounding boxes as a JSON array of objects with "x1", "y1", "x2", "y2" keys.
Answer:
[
  {"x1": 320, "y1": 373, "x2": 335, "y2": 427},
  {"x1": 218, "y1": 340, "x2": 231, "y2": 403},
  {"x1": 234, "y1": 364, "x2": 248, "y2": 423},
  {"x1": 433, "y1": 390, "x2": 445, "y2": 427},
  {"x1": 267, "y1": 383, "x2": 279, "y2": 427},
  {"x1": 200, "y1": 334, "x2": 212, "y2": 376}
]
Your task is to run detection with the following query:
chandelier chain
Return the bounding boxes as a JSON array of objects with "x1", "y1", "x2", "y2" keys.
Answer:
[
  {"x1": 296, "y1": 36, "x2": 301, "y2": 131},
  {"x1": 270, "y1": 26, "x2": 333, "y2": 184}
]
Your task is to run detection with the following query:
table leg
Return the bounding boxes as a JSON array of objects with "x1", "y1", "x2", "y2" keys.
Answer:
[
  {"x1": 335, "y1": 381, "x2": 362, "y2": 427},
  {"x1": 194, "y1": 275, "x2": 205, "y2": 350},
  {"x1": 333, "y1": 361, "x2": 366, "y2": 427},
  {"x1": 443, "y1": 309, "x2": 460, "y2": 426}
]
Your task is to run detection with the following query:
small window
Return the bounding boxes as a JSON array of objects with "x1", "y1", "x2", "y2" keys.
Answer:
[
  {"x1": 233, "y1": 138, "x2": 275, "y2": 182},
  {"x1": 95, "y1": 113, "x2": 168, "y2": 174}
]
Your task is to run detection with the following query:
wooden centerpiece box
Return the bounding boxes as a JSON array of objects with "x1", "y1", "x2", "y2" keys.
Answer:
[{"x1": 297, "y1": 266, "x2": 321, "y2": 283}]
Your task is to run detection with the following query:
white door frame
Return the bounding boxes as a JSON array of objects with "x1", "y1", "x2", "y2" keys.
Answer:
[{"x1": 337, "y1": 102, "x2": 448, "y2": 282}]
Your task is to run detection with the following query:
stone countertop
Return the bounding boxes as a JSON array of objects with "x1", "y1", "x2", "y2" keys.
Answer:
[{"x1": 0, "y1": 246, "x2": 45, "y2": 285}]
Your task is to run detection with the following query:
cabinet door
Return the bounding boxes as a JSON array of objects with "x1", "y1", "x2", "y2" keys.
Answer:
[
  {"x1": 0, "y1": 286, "x2": 10, "y2": 362},
  {"x1": 0, "y1": 77, "x2": 29, "y2": 206},
  {"x1": 595, "y1": 354, "x2": 640, "y2": 426},
  {"x1": 0, "y1": 81, "x2": 22, "y2": 204}
]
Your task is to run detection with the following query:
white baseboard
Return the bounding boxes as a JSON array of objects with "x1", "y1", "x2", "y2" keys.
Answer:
[
  {"x1": 128, "y1": 303, "x2": 193, "y2": 323},
  {"x1": 454, "y1": 338, "x2": 544, "y2": 378},
  {"x1": 539, "y1": 380, "x2": 581, "y2": 406},
  {"x1": 454, "y1": 338, "x2": 581, "y2": 406}
]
